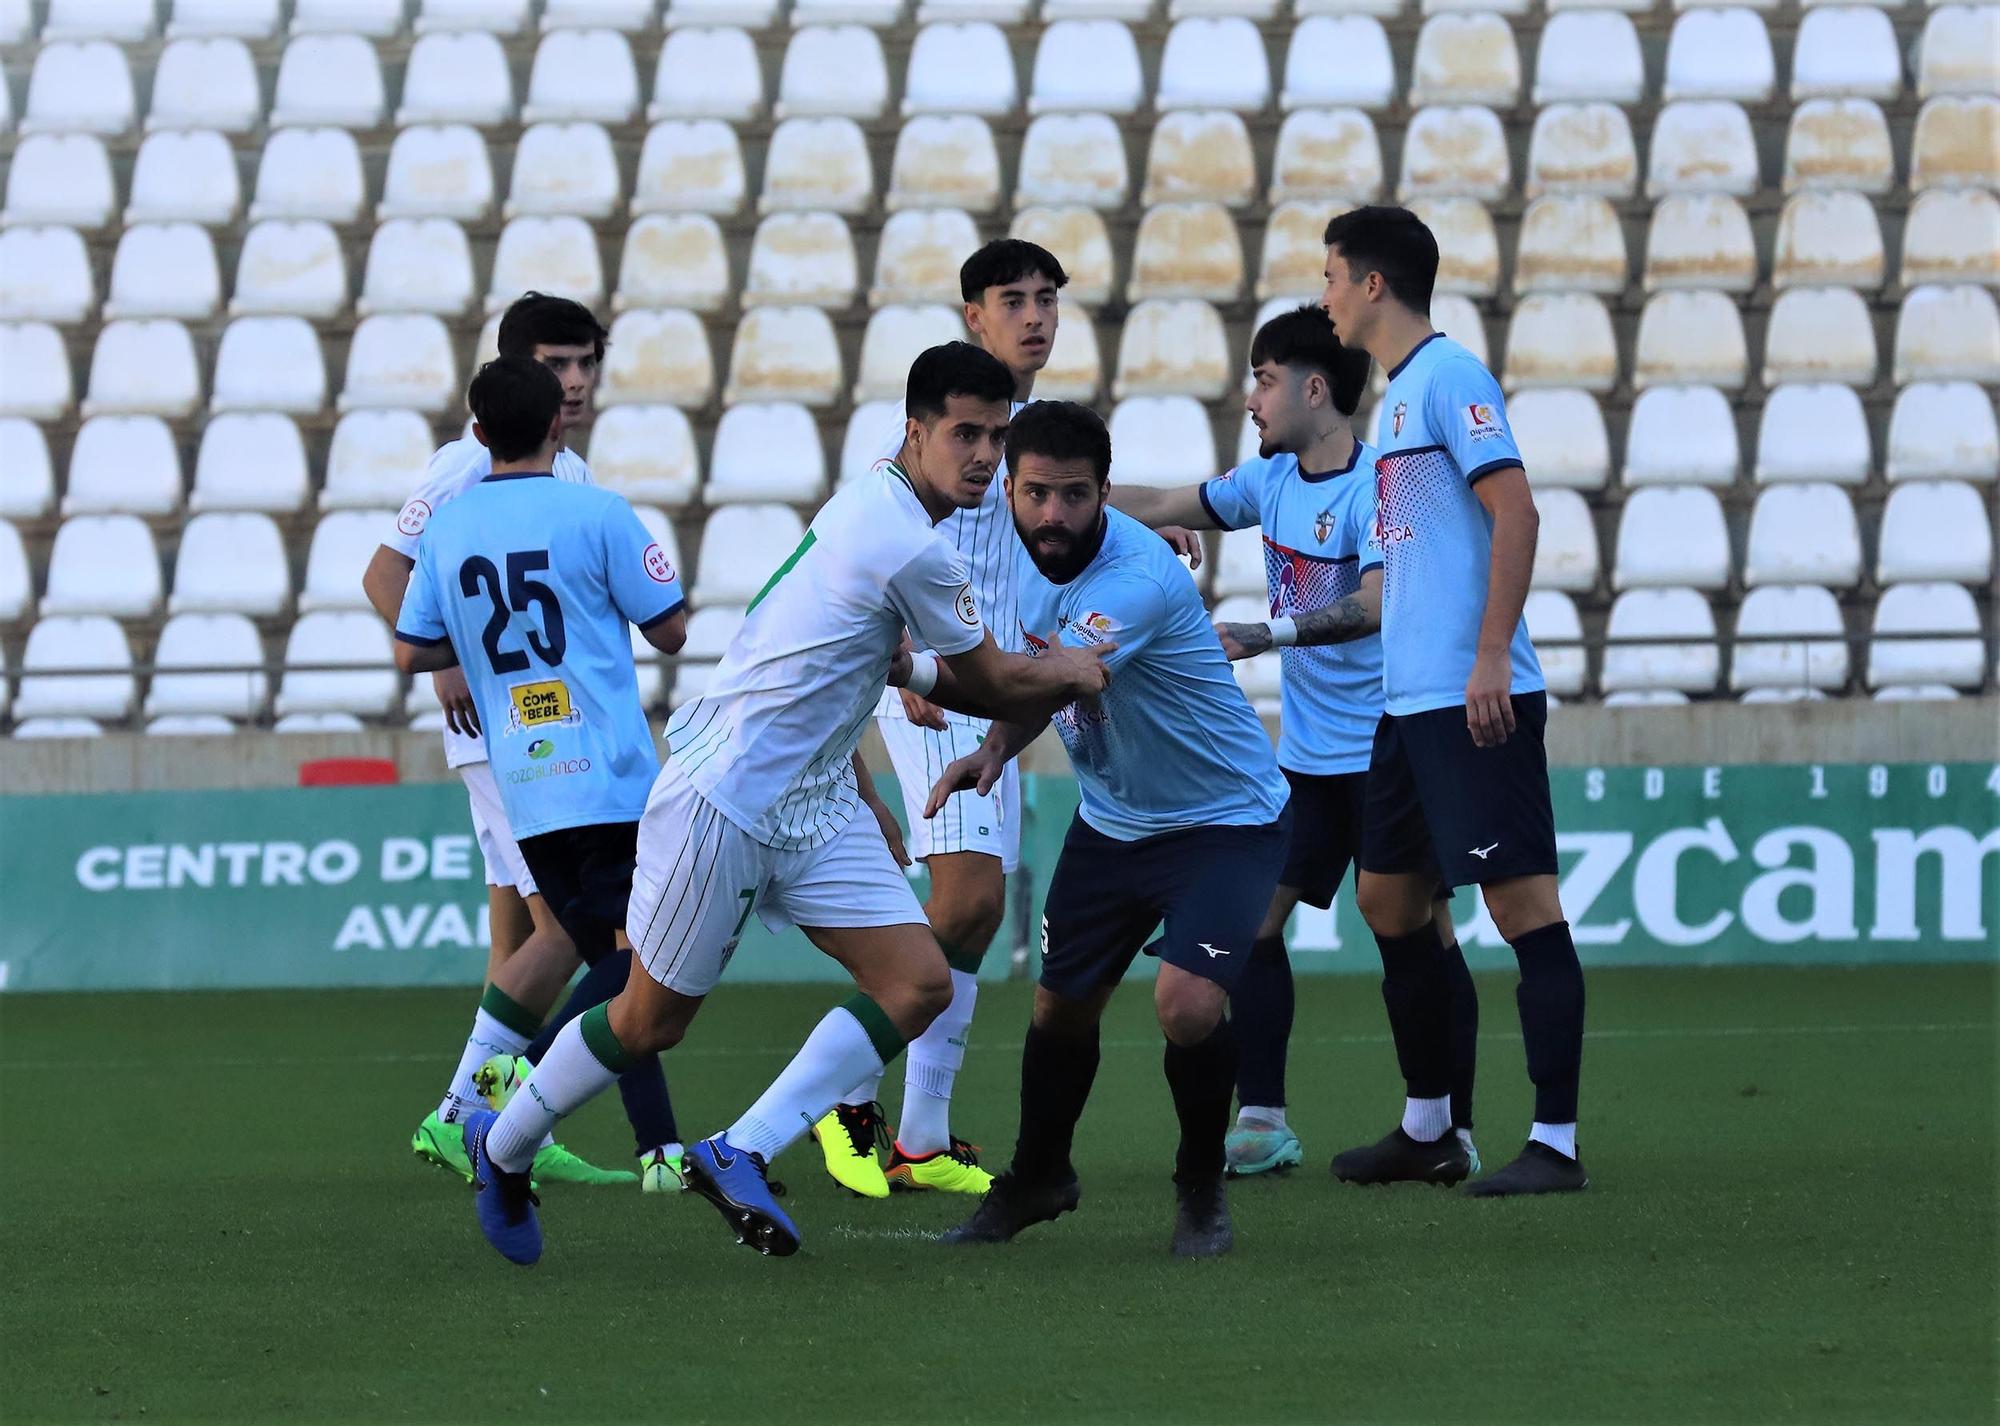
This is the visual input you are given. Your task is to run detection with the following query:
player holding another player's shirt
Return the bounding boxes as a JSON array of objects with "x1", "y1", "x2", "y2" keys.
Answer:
[
  {"x1": 921, "y1": 401, "x2": 1292, "y2": 1258},
  {"x1": 1321, "y1": 204, "x2": 1587, "y2": 1196}
]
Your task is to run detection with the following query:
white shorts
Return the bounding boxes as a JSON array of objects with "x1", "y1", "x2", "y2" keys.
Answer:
[
  {"x1": 627, "y1": 765, "x2": 927, "y2": 996},
  {"x1": 460, "y1": 761, "x2": 538, "y2": 897},
  {"x1": 875, "y1": 713, "x2": 1021, "y2": 873}
]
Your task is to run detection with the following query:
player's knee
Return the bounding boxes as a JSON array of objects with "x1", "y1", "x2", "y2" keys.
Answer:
[
  {"x1": 1155, "y1": 975, "x2": 1225, "y2": 1047},
  {"x1": 1481, "y1": 876, "x2": 1562, "y2": 943},
  {"x1": 1356, "y1": 872, "x2": 1428, "y2": 937},
  {"x1": 883, "y1": 949, "x2": 953, "y2": 1034},
  {"x1": 926, "y1": 872, "x2": 1006, "y2": 964}
]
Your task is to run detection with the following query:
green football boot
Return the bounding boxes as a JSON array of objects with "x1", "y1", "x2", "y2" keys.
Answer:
[{"x1": 411, "y1": 1111, "x2": 474, "y2": 1183}]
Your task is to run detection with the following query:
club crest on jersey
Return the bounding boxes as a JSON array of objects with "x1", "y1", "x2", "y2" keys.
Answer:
[
  {"x1": 1462, "y1": 402, "x2": 1504, "y2": 443},
  {"x1": 1391, "y1": 401, "x2": 1407, "y2": 437},
  {"x1": 1314, "y1": 506, "x2": 1335, "y2": 543}
]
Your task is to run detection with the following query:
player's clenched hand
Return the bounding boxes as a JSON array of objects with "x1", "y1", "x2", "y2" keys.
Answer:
[
  {"x1": 1214, "y1": 621, "x2": 1272, "y2": 662},
  {"x1": 1464, "y1": 650, "x2": 1516, "y2": 748},
  {"x1": 924, "y1": 747, "x2": 1005, "y2": 819},
  {"x1": 899, "y1": 687, "x2": 949, "y2": 731},
  {"x1": 1156, "y1": 525, "x2": 1204, "y2": 570},
  {"x1": 1045, "y1": 627, "x2": 1115, "y2": 697},
  {"x1": 434, "y1": 665, "x2": 480, "y2": 738}
]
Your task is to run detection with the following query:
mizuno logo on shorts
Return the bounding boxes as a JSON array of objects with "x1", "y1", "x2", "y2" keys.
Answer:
[
  {"x1": 1199, "y1": 942, "x2": 1230, "y2": 958},
  {"x1": 1469, "y1": 842, "x2": 1499, "y2": 859}
]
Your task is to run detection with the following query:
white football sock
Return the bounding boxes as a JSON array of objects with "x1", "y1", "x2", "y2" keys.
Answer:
[
  {"x1": 728, "y1": 1006, "x2": 888, "y2": 1163},
  {"x1": 485, "y1": 1020, "x2": 617, "y2": 1172},
  {"x1": 1529, "y1": 1121, "x2": 1578, "y2": 1159},
  {"x1": 898, "y1": 969, "x2": 977, "y2": 1156},
  {"x1": 436, "y1": 1009, "x2": 529, "y2": 1124},
  {"x1": 841, "y1": 1069, "x2": 885, "y2": 1108},
  {"x1": 1237, "y1": 1104, "x2": 1288, "y2": 1131},
  {"x1": 1401, "y1": 1095, "x2": 1451, "y2": 1143}
]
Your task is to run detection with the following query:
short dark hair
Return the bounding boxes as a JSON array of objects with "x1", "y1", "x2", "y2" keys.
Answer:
[
  {"x1": 497, "y1": 291, "x2": 608, "y2": 363},
  {"x1": 960, "y1": 239, "x2": 1068, "y2": 305},
  {"x1": 1321, "y1": 206, "x2": 1438, "y2": 317},
  {"x1": 1004, "y1": 400, "x2": 1111, "y2": 484},
  {"x1": 906, "y1": 341, "x2": 1016, "y2": 424},
  {"x1": 468, "y1": 356, "x2": 564, "y2": 463},
  {"x1": 1250, "y1": 304, "x2": 1371, "y2": 416}
]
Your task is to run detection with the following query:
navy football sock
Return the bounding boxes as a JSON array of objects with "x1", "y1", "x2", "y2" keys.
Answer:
[
  {"x1": 1230, "y1": 934, "x2": 1294, "y2": 1111},
  {"x1": 1011, "y1": 1021, "x2": 1100, "y2": 1184},
  {"x1": 1164, "y1": 1018, "x2": 1239, "y2": 1182},
  {"x1": 1510, "y1": 920, "x2": 1585, "y2": 1125},
  {"x1": 1444, "y1": 939, "x2": 1479, "y2": 1131},
  {"x1": 1374, "y1": 920, "x2": 1453, "y2": 1100}
]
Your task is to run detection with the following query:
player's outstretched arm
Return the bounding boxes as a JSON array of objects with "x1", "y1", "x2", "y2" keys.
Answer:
[
  {"x1": 921, "y1": 718, "x2": 1043, "y2": 820},
  {"x1": 1215, "y1": 568, "x2": 1383, "y2": 660},
  {"x1": 897, "y1": 628, "x2": 1112, "y2": 726},
  {"x1": 394, "y1": 635, "x2": 459, "y2": 675},
  {"x1": 1108, "y1": 483, "x2": 1216, "y2": 532},
  {"x1": 1468, "y1": 466, "x2": 1538, "y2": 748}
]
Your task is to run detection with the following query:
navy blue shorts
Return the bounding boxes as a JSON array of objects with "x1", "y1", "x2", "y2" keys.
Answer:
[
  {"x1": 1037, "y1": 806, "x2": 1292, "y2": 1002},
  {"x1": 1359, "y1": 692, "x2": 1558, "y2": 890},
  {"x1": 1279, "y1": 768, "x2": 1366, "y2": 910},
  {"x1": 516, "y1": 820, "x2": 639, "y2": 967}
]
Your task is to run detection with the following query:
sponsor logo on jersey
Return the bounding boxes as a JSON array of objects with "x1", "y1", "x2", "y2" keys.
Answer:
[
  {"x1": 1069, "y1": 611, "x2": 1115, "y2": 645},
  {"x1": 1373, "y1": 460, "x2": 1414, "y2": 547},
  {"x1": 509, "y1": 679, "x2": 573, "y2": 729},
  {"x1": 1462, "y1": 402, "x2": 1504, "y2": 443},
  {"x1": 954, "y1": 582, "x2": 981, "y2": 627},
  {"x1": 505, "y1": 755, "x2": 593, "y2": 786},
  {"x1": 527, "y1": 738, "x2": 555, "y2": 761},
  {"x1": 396, "y1": 499, "x2": 431, "y2": 537},
  {"x1": 643, "y1": 543, "x2": 676, "y2": 584}
]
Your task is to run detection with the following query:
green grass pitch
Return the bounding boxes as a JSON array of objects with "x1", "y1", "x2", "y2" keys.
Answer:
[{"x1": 3, "y1": 964, "x2": 1995, "y2": 1425}]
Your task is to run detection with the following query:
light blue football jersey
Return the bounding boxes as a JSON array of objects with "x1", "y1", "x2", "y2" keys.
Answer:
[
  {"x1": 1015, "y1": 508, "x2": 1290, "y2": 842},
  {"x1": 1199, "y1": 441, "x2": 1383, "y2": 775},
  {"x1": 1373, "y1": 333, "x2": 1544, "y2": 717},
  {"x1": 395, "y1": 472, "x2": 685, "y2": 840}
]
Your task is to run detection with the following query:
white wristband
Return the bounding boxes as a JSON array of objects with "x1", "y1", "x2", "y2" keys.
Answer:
[
  {"x1": 904, "y1": 650, "x2": 939, "y2": 697},
  {"x1": 1267, "y1": 616, "x2": 1299, "y2": 648}
]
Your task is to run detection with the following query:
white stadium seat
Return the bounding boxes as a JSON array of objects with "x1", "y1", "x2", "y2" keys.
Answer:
[
  {"x1": 15, "y1": 617, "x2": 136, "y2": 721},
  {"x1": 399, "y1": 31, "x2": 516, "y2": 126},
  {"x1": 0, "y1": 520, "x2": 28, "y2": 621},
  {"x1": 1212, "y1": 527, "x2": 1266, "y2": 600},
  {"x1": 487, "y1": 215, "x2": 607, "y2": 314},
  {"x1": 189, "y1": 414, "x2": 309, "y2": 513},
  {"x1": 1886, "y1": 383, "x2": 1999, "y2": 484},
  {"x1": 692, "y1": 505, "x2": 807, "y2": 607},
  {"x1": 1524, "y1": 102, "x2": 1638, "y2": 200},
  {"x1": 1647, "y1": 102, "x2": 1759, "y2": 198},
  {"x1": 1157, "y1": 17, "x2": 1271, "y2": 111},
  {"x1": 633, "y1": 121, "x2": 747, "y2": 217},
  {"x1": 14, "y1": 718, "x2": 109, "y2": 738},
  {"x1": 588, "y1": 405, "x2": 702, "y2": 507},
  {"x1": 1128, "y1": 203, "x2": 1245, "y2": 303},
  {"x1": 1877, "y1": 482, "x2": 1993, "y2": 585},
  {"x1": 904, "y1": 23, "x2": 1018, "y2": 116},
  {"x1": 339, "y1": 314, "x2": 458, "y2": 413},
  {"x1": 1514, "y1": 196, "x2": 1626, "y2": 295},
  {"x1": 778, "y1": 26, "x2": 890, "y2": 120},
  {"x1": 760, "y1": 118, "x2": 875, "y2": 215},
  {"x1": 1764, "y1": 287, "x2": 1878, "y2": 387},
  {"x1": 1614, "y1": 487, "x2": 1730, "y2": 590},
  {"x1": 1017, "y1": 114, "x2": 1131, "y2": 209},
  {"x1": 292, "y1": 0, "x2": 403, "y2": 34},
  {"x1": 671, "y1": 605, "x2": 744, "y2": 707},
  {"x1": 524, "y1": 29, "x2": 641, "y2": 124},
  {"x1": 417, "y1": 0, "x2": 532, "y2": 31},
  {"x1": 1432, "y1": 294, "x2": 1489, "y2": 369},
  {"x1": 1663, "y1": 8, "x2": 1774, "y2": 103},
  {"x1": 1911, "y1": 97, "x2": 2000, "y2": 193},
  {"x1": 1409, "y1": 13, "x2": 1522, "y2": 108},
  {"x1": 726, "y1": 305, "x2": 846, "y2": 406},
  {"x1": 3, "y1": 134, "x2": 116, "y2": 229},
  {"x1": 1258, "y1": 201, "x2": 1343, "y2": 301},
  {"x1": 886, "y1": 115, "x2": 1003, "y2": 213},
  {"x1": 0, "y1": 226, "x2": 95, "y2": 324},
  {"x1": 0, "y1": 323, "x2": 73, "y2": 419},
  {"x1": 1029, "y1": 21, "x2": 1145, "y2": 114},
  {"x1": 231, "y1": 220, "x2": 347, "y2": 319},
  {"x1": 1504, "y1": 293, "x2": 1618, "y2": 392},
  {"x1": 1399, "y1": 106, "x2": 1510, "y2": 202},
  {"x1": 544, "y1": 0, "x2": 658, "y2": 25},
  {"x1": 1601, "y1": 589, "x2": 1720, "y2": 696},
  {"x1": 270, "y1": 36, "x2": 385, "y2": 129},
  {"x1": 1784, "y1": 99, "x2": 1894, "y2": 196},
  {"x1": 146, "y1": 613, "x2": 269, "y2": 721},
  {"x1": 82, "y1": 320, "x2": 201, "y2": 419},
  {"x1": 1035, "y1": 310, "x2": 1104, "y2": 402},
  {"x1": 1731, "y1": 586, "x2": 1848, "y2": 695},
  {"x1": 1895, "y1": 285, "x2": 2000, "y2": 385},
  {"x1": 1524, "y1": 590, "x2": 1586, "y2": 697},
  {"x1": 211, "y1": 316, "x2": 326, "y2": 414},
  {"x1": 851, "y1": 304, "x2": 963, "y2": 402},
  {"x1": 276, "y1": 612, "x2": 399, "y2": 719},
  {"x1": 1532, "y1": 488, "x2": 1601, "y2": 591},
  {"x1": 1108, "y1": 397, "x2": 1218, "y2": 488},
  {"x1": 1916, "y1": 5, "x2": 2000, "y2": 99},
  {"x1": 1281, "y1": 17, "x2": 1395, "y2": 111},
  {"x1": 1509, "y1": 389, "x2": 1609, "y2": 490},
  {"x1": 42, "y1": 515, "x2": 162, "y2": 618},
  {"x1": 507, "y1": 123, "x2": 621, "y2": 220},
  {"x1": 1534, "y1": 12, "x2": 1644, "y2": 106},
  {"x1": 597, "y1": 308, "x2": 715, "y2": 408},
  {"x1": 615, "y1": 215, "x2": 731, "y2": 313},
  {"x1": 45, "y1": 0, "x2": 156, "y2": 40},
  {"x1": 250, "y1": 128, "x2": 366, "y2": 223},
  {"x1": 1268, "y1": 110, "x2": 1384, "y2": 206},
  {"x1": 918, "y1": 0, "x2": 1028, "y2": 17},
  {"x1": 171, "y1": 0, "x2": 281, "y2": 36},
  {"x1": 1113, "y1": 299, "x2": 1231, "y2": 400},
  {"x1": 63, "y1": 417, "x2": 182, "y2": 516},
  {"x1": 873, "y1": 209, "x2": 983, "y2": 305},
  {"x1": 273, "y1": 712, "x2": 369, "y2": 733},
  {"x1": 1408, "y1": 197, "x2": 1499, "y2": 298},
  {"x1": 1214, "y1": 595, "x2": 1279, "y2": 708},
  {"x1": 1871, "y1": 686, "x2": 1962, "y2": 704},
  {"x1": 1755, "y1": 385, "x2": 1871, "y2": 486},
  {"x1": 649, "y1": 28, "x2": 764, "y2": 122},
  {"x1": 0, "y1": 421, "x2": 55, "y2": 518},
  {"x1": 104, "y1": 224, "x2": 221, "y2": 321},
  {"x1": 127, "y1": 130, "x2": 241, "y2": 226},
  {"x1": 380, "y1": 125, "x2": 494, "y2": 222},
  {"x1": 793, "y1": 0, "x2": 904, "y2": 23},
  {"x1": 1868, "y1": 583, "x2": 1984, "y2": 689},
  {"x1": 358, "y1": 219, "x2": 476, "y2": 317},
  {"x1": 1642, "y1": 193, "x2": 1756, "y2": 293},
  {"x1": 0, "y1": 0, "x2": 20, "y2": 43},
  {"x1": 22, "y1": 42, "x2": 136, "y2": 136},
  {"x1": 322, "y1": 411, "x2": 437, "y2": 511},
  {"x1": 1623, "y1": 386, "x2": 1738, "y2": 488},
  {"x1": 1142, "y1": 111, "x2": 1257, "y2": 208},
  {"x1": 299, "y1": 511, "x2": 388, "y2": 613},
  {"x1": 1901, "y1": 190, "x2": 2000, "y2": 289},
  {"x1": 708, "y1": 404, "x2": 830, "y2": 505},
  {"x1": 148, "y1": 38, "x2": 262, "y2": 132},
  {"x1": 1632, "y1": 291, "x2": 1748, "y2": 390},
  {"x1": 1792, "y1": 8, "x2": 1902, "y2": 102},
  {"x1": 1772, "y1": 191, "x2": 1886, "y2": 291},
  {"x1": 1744, "y1": 484, "x2": 1862, "y2": 588},
  {"x1": 840, "y1": 400, "x2": 902, "y2": 485}
]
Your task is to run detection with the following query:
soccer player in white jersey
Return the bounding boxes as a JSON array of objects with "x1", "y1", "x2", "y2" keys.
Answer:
[
  {"x1": 361, "y1": 294, "x2": 681, "y2": 1191},
  {"x1": 459, "y1": 344, "x2": 1116, "y2": 1265}
]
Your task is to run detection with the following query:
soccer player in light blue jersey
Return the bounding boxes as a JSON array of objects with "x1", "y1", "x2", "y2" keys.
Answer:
[
  {"x1": 919, "y1": 401, "x2": 1293, "y2": 1257},
  {"x1": 1319, "y1": 204, "x2": 1587, "y2": 1196},
  {"x1": 1112, "y1": 304, "x2": 1478, "y2": 1180}
]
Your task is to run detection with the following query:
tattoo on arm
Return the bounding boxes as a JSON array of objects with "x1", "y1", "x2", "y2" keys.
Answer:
[{"x1": 1293, "y1": 594, "x2": 1377, "y2": 646}]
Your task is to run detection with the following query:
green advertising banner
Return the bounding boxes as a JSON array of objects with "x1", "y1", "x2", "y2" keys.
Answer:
[{"x1": 1, "y1": 763, "x2": 1995, "y2": 992}]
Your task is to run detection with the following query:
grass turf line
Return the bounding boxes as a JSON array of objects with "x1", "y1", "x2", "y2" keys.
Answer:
[{"x1": 2, "y1": 964, "x2": 1994, "y2": 1426}]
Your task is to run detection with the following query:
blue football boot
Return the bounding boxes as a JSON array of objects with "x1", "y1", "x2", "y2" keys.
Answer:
[
  {"x1": 682, "y1": 1134, "x2": 800, "y2": 1257},
  {"x1": 464, "y1": 1109, "x2": 542, "y2": 1266}
]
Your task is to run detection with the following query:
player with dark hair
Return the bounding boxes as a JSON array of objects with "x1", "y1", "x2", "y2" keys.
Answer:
[
  {"x1": 1320, "y1": 205, "x2": 1588, "y2": 1195},
  {"x1": 920, "y1": 400, "x2": 1293, "y2": 1257},
  {"x1": 1111, "y1": 303, "x2": 1480, "y2": 1178}
]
